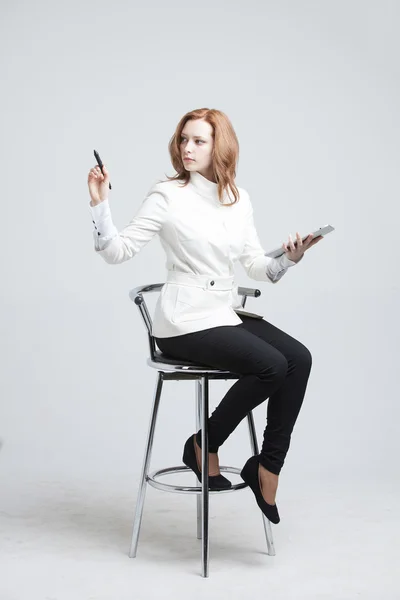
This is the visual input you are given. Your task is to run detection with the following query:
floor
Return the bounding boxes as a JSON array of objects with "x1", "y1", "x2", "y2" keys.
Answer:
[{"x1": 0, "y1": 464, "x2": 398, "y2": 600}]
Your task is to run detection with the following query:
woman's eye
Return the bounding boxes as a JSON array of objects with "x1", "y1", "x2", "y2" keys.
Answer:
[{"x1": 180, "y1": 138, "x2": 204, "y2": 144}]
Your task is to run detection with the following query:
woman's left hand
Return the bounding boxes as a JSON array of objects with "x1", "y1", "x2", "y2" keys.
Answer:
[{"x1": 283, "y1": 232, "x2": 324, "y2": 263}]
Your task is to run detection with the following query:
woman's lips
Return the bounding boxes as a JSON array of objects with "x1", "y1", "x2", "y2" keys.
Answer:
[{"x1": 184, "y1": 157, "x2": 195, "y2": 161}]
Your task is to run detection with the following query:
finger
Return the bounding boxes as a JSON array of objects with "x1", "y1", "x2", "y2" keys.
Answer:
[
  {"x1": 296, "y1": 231, "x2": 303, "y2": 248},
  {"x1": 95, "y1": 166, "x2": 104, "y2": 180},
  {"x1": 91, "y1": 169, "x2": 102, "y2": 180},
  {"x1": 310, "y1": 235, "x2": 323, "y2": 244},
  {"x1": 288, "y1": 234, "x2": 296, "y2": 251},
  {"x1": 303, "y1": 233, "x2": 313, "y2": 246},
  {"x1": 310, "y1": 237, "x2": 323, "y2": 246},
  {"x1": 308, "y1": 238, "x2": 322, "y2": 249}
]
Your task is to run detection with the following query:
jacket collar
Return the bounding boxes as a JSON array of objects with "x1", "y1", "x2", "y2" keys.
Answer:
[
  {"x1": 189, "y1": 170, "x2": 233, "y2": 205},
  {"x1": 189, "y1": 170, "x2": 218, "y2": 198}
]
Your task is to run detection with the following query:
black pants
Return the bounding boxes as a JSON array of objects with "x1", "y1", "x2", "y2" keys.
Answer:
[{"x1": 155, "y1": 314, "x2": 312, "y2": 476}]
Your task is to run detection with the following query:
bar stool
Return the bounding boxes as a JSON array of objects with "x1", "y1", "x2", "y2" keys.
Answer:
[{"x1": 128, "y1": 282, "x2": 276, "y2": 577}]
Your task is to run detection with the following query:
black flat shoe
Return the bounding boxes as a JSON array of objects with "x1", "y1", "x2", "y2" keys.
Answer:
[
  {"x1": 182, "y1": 434, "x2": 232, "y2": 490},
  {"x1": 240, "y1": 455, "x2": 280, "y2": 524}
]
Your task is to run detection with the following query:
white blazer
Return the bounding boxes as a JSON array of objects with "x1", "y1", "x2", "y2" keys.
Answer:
[{"x1": 89, "y1": 171, "x2": 298, "y2": 338}]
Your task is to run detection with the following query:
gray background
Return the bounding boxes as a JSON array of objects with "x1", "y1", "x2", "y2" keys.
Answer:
[{"x1": 1, "y1": 0, "x2": 399, "y2": 598}]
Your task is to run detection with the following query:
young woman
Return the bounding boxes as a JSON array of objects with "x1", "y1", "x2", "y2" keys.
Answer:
[{"x1": 87, "y1": 108, "x2": 323, "y2": 524}]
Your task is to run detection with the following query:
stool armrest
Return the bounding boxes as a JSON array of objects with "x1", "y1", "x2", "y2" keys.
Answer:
[{"x1": 128, "y1": 283, "x2": 261, "y2": 360}]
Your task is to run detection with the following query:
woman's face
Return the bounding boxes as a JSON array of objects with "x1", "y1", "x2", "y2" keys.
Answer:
[{"x1": 180, "y1": 119, "x2": 214, "y2": 178}]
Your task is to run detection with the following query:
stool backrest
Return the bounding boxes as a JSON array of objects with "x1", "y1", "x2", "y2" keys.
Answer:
[{"x1": 128, "y1": 283, "x2": 261, "y2": 361}]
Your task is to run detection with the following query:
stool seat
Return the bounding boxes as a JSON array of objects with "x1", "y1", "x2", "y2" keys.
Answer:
[{"x1": 153, "y1": 349, "x2": 221, "y2": 369}]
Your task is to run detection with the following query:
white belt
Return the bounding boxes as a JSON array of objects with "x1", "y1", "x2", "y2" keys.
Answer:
[{"x1": 166, "y1": 270, "x2": 235, "y2": 291}]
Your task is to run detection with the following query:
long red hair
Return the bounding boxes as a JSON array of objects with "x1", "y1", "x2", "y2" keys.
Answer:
[{"x1": 160, "y1": 108, "x2": 240, "y2": 207}]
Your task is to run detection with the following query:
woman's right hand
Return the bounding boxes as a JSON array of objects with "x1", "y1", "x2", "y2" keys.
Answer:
[{"x1": 87, "y1": 164, "x2": 110, "y2": 206}]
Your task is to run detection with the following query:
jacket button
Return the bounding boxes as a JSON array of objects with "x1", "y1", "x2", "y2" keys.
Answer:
[{"x1": 210, "y1": 280, "x2": 215, "y2": 286}]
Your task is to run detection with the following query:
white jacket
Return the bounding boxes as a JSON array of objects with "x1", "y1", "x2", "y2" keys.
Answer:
[{"x1": 89, "y1": 171, "x2": 299, "y2": 338}]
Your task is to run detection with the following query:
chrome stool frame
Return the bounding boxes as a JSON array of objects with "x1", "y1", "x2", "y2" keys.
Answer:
[{"x1": 128, "y1": 282, "x2": 276, "y2": 577}]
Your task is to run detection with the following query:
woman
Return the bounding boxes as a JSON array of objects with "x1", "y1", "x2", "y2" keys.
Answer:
[{"x1": 87, "y1": 108, "x2": 323, "y2": 524}]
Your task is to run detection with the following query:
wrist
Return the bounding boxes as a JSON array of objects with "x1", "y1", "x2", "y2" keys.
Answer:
[{"x1": 282, "y1": 252, "x2": 303, "y2": 266}]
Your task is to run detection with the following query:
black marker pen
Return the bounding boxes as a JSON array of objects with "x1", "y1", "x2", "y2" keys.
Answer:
[{"x1": 93, "y1": 149, "x2": 112, "y2": 190}]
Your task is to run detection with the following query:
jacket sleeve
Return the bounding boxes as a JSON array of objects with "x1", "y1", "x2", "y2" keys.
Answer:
[
  {"x1": 238, "y1": 193, "x2": 301, "y2": 283},
  {"x1": 89, "y1": 185, "x2": 170, "y2": 265}
]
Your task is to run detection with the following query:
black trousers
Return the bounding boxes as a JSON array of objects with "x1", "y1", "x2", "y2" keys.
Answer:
[{"x1": 155, "y1": 314, "x2": 312, "y2": 476}]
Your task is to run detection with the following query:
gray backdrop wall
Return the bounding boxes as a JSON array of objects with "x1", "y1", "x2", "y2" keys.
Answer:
[
  {"x1": 0, "y1": 2, "x2": 400, "y2": 476},
  {"x1": 1, "y1": 0, "x2": 398, "y2": 539}
]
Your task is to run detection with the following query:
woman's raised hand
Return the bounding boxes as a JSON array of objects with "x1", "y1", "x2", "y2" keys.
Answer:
[
  {"x1": 87, "y1": 164, "x2": 110, "y2": 206},
  {"x1": 282, "y1": 232, "x2": 323, "y2": 263}
]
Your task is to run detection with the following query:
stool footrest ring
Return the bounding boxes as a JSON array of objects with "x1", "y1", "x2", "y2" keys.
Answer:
[{"x1": 146, "y1": 465, "x2": 248, "y2": 494}]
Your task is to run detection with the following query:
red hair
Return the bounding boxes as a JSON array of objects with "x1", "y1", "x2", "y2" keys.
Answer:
[{"x1": 161, "y1": 108, "x2": 240, "y2": 207}]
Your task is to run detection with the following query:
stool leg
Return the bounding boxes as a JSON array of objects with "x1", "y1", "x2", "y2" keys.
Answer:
[
  {"x1": 129, "y1": 372, "x2": 164, "y2": 558},
  {"x1": 246, "y1": 411, "x2": 276, "y2": 556},
  {"x1": 200, "y1": 375, "x2": 210, "y2": 578},
  {"x1": 195, "y1": 379, "x2": 202, "y2": 540}
]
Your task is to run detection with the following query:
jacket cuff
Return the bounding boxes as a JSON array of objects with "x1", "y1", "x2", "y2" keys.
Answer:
[
  {"x1": 89, "y1": 198, "x2": 117, "y2": 239},
  {"x1": 89, "y1": 198, "x2": 110, "y2": 221}
]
